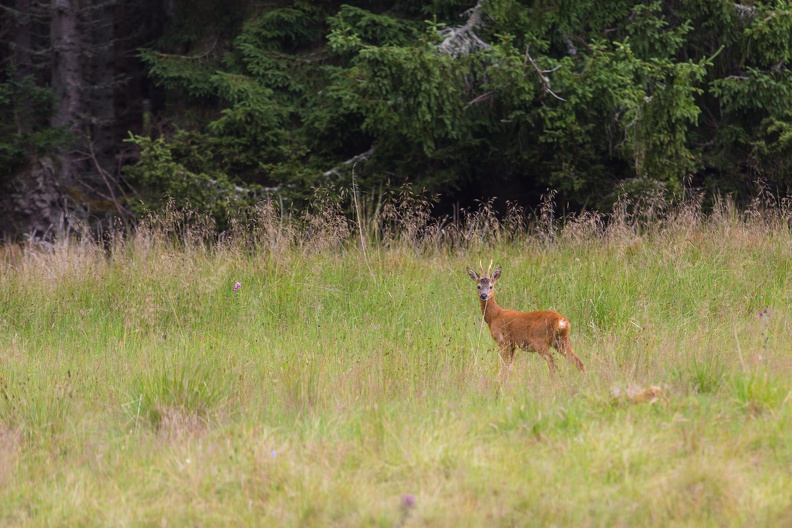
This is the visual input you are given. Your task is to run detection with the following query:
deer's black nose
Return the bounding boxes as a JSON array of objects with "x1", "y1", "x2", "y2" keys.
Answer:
[{"x1": 480, "y1": 293, "x2": 488, "y2": 300}]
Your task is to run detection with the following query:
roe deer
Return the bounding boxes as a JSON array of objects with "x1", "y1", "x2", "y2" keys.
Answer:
[{"x1": 467, "y1": 264, "x2": 584, "y2": 376}]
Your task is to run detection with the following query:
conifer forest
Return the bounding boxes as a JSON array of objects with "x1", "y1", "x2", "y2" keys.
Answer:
[{"x1": 2, "y1": 1, "x2": 792, "y2": 237}]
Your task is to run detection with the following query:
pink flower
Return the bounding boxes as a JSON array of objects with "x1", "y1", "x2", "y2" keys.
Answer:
[
  {"x1": 234, "y1": 282, "x2": 242, "y2": 292},
  {"x1": 401, "y1": 494, "x2": 415, "y2": 508}
]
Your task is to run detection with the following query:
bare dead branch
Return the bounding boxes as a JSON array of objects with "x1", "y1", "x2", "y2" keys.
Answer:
[
  {"x1": 524, "y1": 45, "x2": 566, "y2": 102},
  {"x1": 734, "y1": 3, "x2": 756, "y2": 18},
  {"x1": 464, "y1": 91, "x2": 493, "y2": 108},
  {"x1": 436, "y1": 0, "x2": 491, "y2": 58},
  {"x1": 78, "y1": 139, "x2": 132, "y2": 226},
  {"x1": 323, "y1": 148, "x2": 375, "y2": 179}
]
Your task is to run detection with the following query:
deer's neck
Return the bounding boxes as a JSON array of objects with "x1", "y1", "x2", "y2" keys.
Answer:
[{"x1": 480, "y1": 297, "x2": 503, "y2": 326}]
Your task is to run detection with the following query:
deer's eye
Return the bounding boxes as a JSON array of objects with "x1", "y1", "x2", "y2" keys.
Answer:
[{"x1": 477, "y1": 285, "x2": 481, "y2": 289}]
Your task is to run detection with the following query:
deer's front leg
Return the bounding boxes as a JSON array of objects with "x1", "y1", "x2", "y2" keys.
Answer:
[{"x1": 498, "y1": 344, "x2": 516, "y2": 382}]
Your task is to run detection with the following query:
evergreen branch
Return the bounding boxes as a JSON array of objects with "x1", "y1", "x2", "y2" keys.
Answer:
[
  {"x1": 148, "y1": 39, "x2": 219, "y2": 61},
  {"x1": 259, "y1": 49, "x2": 331, "y2": 64}
]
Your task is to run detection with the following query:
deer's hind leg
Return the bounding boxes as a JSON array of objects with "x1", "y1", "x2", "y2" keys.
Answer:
[
  {"x1": 530, "y1": 341, "x2": 558, "y2": 375},
  {"x1": 540, "y1": 350, "x2": 558, "y2": 374},
  {"x1": 554, "y1": 334, "x2": 585, "y2": 372}
]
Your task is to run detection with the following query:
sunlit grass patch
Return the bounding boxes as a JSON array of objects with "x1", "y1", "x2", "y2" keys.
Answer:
[
  {"x1": 127, "y1": 357, "x2": 235, "y2": 433},
  {"x1": 0, "y1": 368, "x2": 72, "y2": 445},
  {"x1": 731, "y1": 371, "x2": 790, "y2": 416}
]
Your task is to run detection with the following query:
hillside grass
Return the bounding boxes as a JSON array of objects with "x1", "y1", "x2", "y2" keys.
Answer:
[{"x1": 1, "y1": 198, "x2": 791, "y2": 526}]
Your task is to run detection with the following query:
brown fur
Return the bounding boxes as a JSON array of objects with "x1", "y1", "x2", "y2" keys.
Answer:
[{"x1": 467, "y1": 265, "x2": 585, "y2": 376}]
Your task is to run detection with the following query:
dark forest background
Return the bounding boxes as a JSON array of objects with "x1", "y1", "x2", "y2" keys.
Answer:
[{"x1": 2, "y1": 0, "x2": 792, "y2": 239}]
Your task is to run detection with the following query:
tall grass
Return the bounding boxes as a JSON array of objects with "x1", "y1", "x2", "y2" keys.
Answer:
[{"x1": 0, "y1": 193, "x2": 791, "y2": 526}]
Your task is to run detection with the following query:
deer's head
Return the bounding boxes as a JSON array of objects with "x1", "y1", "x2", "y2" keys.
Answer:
[{"x1": 467, "y1": 264, "x2": 502, "y2": 301}]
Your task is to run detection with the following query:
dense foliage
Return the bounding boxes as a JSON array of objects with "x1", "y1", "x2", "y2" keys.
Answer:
[
  {"x1": 2, "y1": 0, "x2": 792, "y2": 228},
  {"x1": 132, "y1": 0, "x2": 792, "y2": 214}
]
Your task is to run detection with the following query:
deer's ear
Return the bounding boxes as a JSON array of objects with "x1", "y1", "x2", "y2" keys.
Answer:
[
  {"x1": 466, "y1": 267, "x2": 479, "y2": 281},
  {"x1": 492, "y1": 266, "x2": 502, "y2": 280}
]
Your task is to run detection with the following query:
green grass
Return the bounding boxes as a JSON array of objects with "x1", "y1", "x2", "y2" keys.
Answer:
[{"x1": 1, "y1": 202, "x2": 791, "y2": 526}]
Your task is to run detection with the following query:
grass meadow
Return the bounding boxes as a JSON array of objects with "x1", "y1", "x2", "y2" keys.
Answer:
[{"x1": 1, "y1": 195, "x2": 791, "y2": 526}]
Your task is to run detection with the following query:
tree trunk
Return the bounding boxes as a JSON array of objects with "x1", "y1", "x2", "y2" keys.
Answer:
[
  {"x1": 51, "y1": 0, "x2": 81, "y2": 134},
  {"x1": 50, "y1": 0, "x2": 82, "y2": 182},
  {"x1": 13, "y1": 0, "x2": 85, "y2": 238},
  {"x1": 86, "y1": 1, "x2": 116, "y2": 167},
  {"x1": 13, "y1": 0, "x2": 34, "y2": 134}
]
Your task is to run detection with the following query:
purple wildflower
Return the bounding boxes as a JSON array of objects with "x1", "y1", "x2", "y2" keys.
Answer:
[
  {"x1": 396, "y1": 493, "x2": 416, "y2": 528},
  {"x1": 401, "y1": 494, "x2": 416, "y2": 509},
  {"x1": 234, "y1": 282, "x2": 242, "y2": 292}
]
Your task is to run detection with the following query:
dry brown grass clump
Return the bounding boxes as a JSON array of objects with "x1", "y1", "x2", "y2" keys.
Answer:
[{"x1": 0, "y1": 426, "x2": 21, "y2": 490}]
